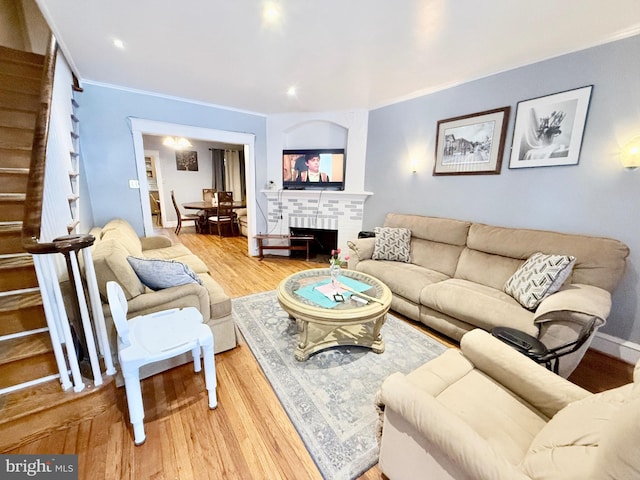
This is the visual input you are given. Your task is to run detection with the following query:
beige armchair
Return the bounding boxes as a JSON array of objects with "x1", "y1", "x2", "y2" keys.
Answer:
[{"x1": 377, "y1": 329, "x2": 640, "y2": 480}]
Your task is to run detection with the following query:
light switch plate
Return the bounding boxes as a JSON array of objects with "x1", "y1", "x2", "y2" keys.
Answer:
[{"x1": 129, "y1": 179, "x2": 140, "y2": 189}]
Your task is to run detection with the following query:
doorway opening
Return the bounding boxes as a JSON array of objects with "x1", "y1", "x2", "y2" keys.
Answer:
[{"x1": 130, "y1": 118, "x2": 257, "y2": 255}]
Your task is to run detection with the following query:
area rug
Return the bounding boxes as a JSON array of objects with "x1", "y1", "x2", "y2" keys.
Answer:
[{"x1": 232, "y1": 291, "x2": 448, "y2": 480}]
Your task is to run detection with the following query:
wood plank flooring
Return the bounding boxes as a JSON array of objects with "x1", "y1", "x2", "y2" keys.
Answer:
[{"x1": 7, "y1": 227, "x2": 634, "y2": 479}]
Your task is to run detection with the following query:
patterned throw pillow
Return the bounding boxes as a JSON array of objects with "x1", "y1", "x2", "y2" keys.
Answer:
[
  {"x1": 372, "y1": 227, "x2": 411, "y2": 263},
  {"x1": 127, "y1": 256, "x2": 203, "y2": 291},
  {"x1": 504, "y1": 252, "x2": 576, "y2": 310}
]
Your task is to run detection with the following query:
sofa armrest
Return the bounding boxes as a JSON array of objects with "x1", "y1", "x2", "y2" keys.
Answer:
[
  {"x1": 347, "y1": 238, "x2": 375, "y2": 270},
  {"x1": 140, "y1": 235, "x2": 173, "y2": 250},
  {"x1": 126, "y1": 283, "x2": 211, "y2": 319},
  {"x1": 460, "y1": 329, "x2": 590, "y2": 418},
  {"x1": 380, "y1": 373, "x2": 531, "y2": 480},
  {"x1": 534, "y1": 283, "x2": 611, "y2": 328}
]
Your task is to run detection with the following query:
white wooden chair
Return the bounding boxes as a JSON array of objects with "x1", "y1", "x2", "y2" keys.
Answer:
[{"x1": 106, "y1": 281, "x2": 217, "y2": 445}]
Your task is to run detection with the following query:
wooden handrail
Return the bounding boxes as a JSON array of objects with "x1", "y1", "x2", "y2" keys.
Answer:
[{"x1": 21, "y1": 35, "x2": 94, "y2": 254}]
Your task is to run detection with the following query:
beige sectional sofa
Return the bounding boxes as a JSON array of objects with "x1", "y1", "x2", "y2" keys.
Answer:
[
  {"x1": 348, "y1": 213, "x2": 629, "y2": 376},
  {"x1": 90, "y1": 218, "x2": 236, "y2": 379}
]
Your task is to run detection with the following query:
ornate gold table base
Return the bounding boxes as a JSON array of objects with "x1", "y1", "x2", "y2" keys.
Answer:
[
  {"x1": 291, "y1": 314, "x2": 387, "y2": 361},
  {"x1": 276, "y1": 269, "x2": 392, "y2": 362}
]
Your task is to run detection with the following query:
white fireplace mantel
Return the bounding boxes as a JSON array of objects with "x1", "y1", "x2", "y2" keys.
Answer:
[
  {"x1": 262, "y1": 189, "x2": 373, "y2": 202},
  {"x1": 261, "y1": 189, "x2": 373, "y2": 256}
]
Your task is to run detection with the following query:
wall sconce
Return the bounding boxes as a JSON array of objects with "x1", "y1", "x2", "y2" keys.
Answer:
[
  {"x1": 410, "y1": 158, "x2": 419, "y2": 174},
  {"x1": 620, "y1": 136, "x2": 640, "y2": 170},
  {"x1": 163, "y1": 136, "x2": 192, "y2": 150}
]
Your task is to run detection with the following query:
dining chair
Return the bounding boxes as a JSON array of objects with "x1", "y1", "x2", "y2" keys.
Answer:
[
  {"x1": 171, "y1": 190, "x2": 200, "y2": 234},
  {"x1": 149, "y1": 192, "x2": 161, "y2": 226},
  {"x1": 208, "y1": 191, "x2": 237, "y2": 236},
  {"x1": 106, "y1": 281, "x2": 217, "y2": 446},
  {"x1": 202, "y1": 188, "x2": 216, "y2": 203}
]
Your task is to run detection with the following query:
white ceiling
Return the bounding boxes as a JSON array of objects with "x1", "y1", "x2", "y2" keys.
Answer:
[{"x1": 36, "y1": 0, "x2": 640, "y2": 115}]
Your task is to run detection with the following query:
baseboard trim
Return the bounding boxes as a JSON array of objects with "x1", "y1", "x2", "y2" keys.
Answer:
[{"x1": 591, "y1": 331, "x2": 640, "y2": 365}]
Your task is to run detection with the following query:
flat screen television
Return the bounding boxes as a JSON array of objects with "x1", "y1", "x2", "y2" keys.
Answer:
[{"x1": 282, "y1": 148, "x2": 346, "y2": 191}]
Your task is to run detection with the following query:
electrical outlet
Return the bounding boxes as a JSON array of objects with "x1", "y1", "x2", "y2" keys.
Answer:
[{"x1": 129, "y1": 179, "x2": 140, "y2": 189}]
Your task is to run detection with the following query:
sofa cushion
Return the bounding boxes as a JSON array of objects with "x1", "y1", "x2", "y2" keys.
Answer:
[
  {"x1": 142, "y1": 245, "x2": 209, "y2": 274},
  {"x1": 357, "y1": 259, "x2": 449, "y2": 303},
  {"x1": 454, "y1": 248, "x2": 523, "y2": 291},
  {"x1": 592, "y1": 396, "x2": 640, "y2": 479},
  {"x1": 127, "y1": 256, "x2": 203, "y2": 290},
  {"x1": 421, "y1": 279, "x2": 537, "y2": 335},
  {"x1": 93, "y1": 239, "x2": 145, "y2": 300},
  {"x1": 409, "y1": 238, "x2": 465, "y2": 277},
  {"x1": 199, "y1": 274, "x2": 232, "y2": 320},
  {"x1": 373, "y1": 227, "x2": 411, "y2": 262},
  {"x1": 522, "y1": 385, "x2": 634, "y2": 479},
  {"x1": 383, "y1": 348, "x2": 548, "y2": 469},
  {"x1": 504, "y1": 252, "x2": 576, "y2": 310},
  {"x1": 100, "y1": 218, "x2": 144, "y2": 256},
  {"x1": 466, "y1": 223, "x2": 629, "y2": 293},
  {"x1": 384, "y1": 213, "x2": 470, "y2": 246}
]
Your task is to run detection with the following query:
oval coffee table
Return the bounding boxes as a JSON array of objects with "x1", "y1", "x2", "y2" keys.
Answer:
[{"x1": 276, "y1": 268, "x2": 392, "y2": 361}]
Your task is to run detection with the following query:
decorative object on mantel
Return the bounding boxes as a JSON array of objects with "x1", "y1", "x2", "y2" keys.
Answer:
[
  {"x1": 176, "y1": 150, "x2": 198, "y2": 171},
  {"x1": 433, "y1": 106, "x2": 510, "y2": 176},
  {"x1": 509, "y1": 85, "x2": 593, "y2": 169},
  {"x1": 232, "y1": 291, "x2": 447, "y2": 480},
  {"x1": 620, "y1": 136, "x2": 640, "y2": 170}
]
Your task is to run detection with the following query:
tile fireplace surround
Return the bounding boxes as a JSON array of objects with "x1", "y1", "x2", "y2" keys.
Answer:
[{"x1": 262, "y1": 190, "x2": 373, "y2": 256}]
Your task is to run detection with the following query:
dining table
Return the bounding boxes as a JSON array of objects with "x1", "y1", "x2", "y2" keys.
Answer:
[{"x1": 182, "y1": 201, "x2": 246, "y2": 234}]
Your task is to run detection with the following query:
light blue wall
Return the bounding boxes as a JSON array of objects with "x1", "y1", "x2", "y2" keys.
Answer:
[
  {"x1": 365, "y1": 35, "x2": 640, "y2": 343},
  {"x1": 77, "y1": 84, "x2": 267, "y2": 234}
]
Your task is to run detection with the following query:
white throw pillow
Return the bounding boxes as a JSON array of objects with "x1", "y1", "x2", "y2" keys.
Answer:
[
  {"x1": 127, "y1": 256, "x2": 203, "y2": 291},
  {"x1": 372, "y1": 227, "x2": 411, "y2": 263},
  {"x1": 504, "y1": 252, "x2": 576, "y2": 310}
]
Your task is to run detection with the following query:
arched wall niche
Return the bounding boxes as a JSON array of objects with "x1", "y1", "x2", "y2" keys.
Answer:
[{"x1": 283, "y1": 120, "x2": 348, "y2": 149}]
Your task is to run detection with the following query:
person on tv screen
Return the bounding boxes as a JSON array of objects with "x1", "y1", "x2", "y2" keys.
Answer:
[{"x1": 293, "y1": 154, "x2": 329, "y2": 182}]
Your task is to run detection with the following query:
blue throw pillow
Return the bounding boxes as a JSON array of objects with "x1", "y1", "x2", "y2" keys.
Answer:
[{"x1": 127, "y1": 256, "x2": 203, "y2": 291}]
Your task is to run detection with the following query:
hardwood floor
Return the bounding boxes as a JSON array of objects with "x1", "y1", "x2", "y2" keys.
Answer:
[{"x1": 8, "y1": 227, "x2": 634, "y2": 479}]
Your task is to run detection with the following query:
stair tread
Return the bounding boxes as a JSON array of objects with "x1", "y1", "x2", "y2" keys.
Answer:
[
  {"x1": 0, "y1": 167, "x2": 29, "y2": 174},
  {"x1": 0, "y1": 73, "x2": 41, "y2": 95},
  {"x1": 0, "y1": 46, "x2": 45, "y2": 66},
  {"x1": 0, "y1": 373, "x2": 116, "y2": 454},
  {"x1": 0, "y1": 372, "x2": 115, "y2": 423},
  {"x1": 0, "y1": 333, "x2": 53, "y2": 366},
  {"x1": 0, "y1": 290, "x2": 42, "y2": 313},
  {"x1": 0, "y1": 304, "x2": 46, "y2": 337},
  {"x1": 0, "y1": 222, "x2": 22, "y2": 231},
  {"x1": 0, "y1": 193, "x2": 26, "y2": 200},
  {"x1": 0, "y1": 254, "x2": 33, "y2": 268},
  {"x1": 0, "y1": 351, "x2": 59, "y2": 391},
  {"x1": 0, "y1": 90, "x2": 40, "y2": 113}
]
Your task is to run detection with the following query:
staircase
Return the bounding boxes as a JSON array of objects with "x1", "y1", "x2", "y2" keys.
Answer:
[{"x1": 0, "y1": 45, "x2": 115, "y2": 452}]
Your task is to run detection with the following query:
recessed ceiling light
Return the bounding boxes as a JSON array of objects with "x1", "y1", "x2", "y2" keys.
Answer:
[
  {"x1": 286, "y1": 85, "x2": 297, "y2": 97},
  {"x1": 113, "y1": 38, "x2": 125, "y2": 49}
]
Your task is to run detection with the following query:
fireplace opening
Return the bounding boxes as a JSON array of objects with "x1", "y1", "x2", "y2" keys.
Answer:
[{"x1": 289, "y1": 227, "x2": 338, "y2": 260}]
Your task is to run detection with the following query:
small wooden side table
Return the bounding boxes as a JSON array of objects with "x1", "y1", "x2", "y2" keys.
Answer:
[{"x1": 254, "y1": 234, "x2": 315, "y2": 261}]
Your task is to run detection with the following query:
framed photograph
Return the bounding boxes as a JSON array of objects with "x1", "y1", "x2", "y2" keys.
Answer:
[
  {"x1": 509, "y1": 85, "x2": 593, "y2": 169},
  {"x1": 434, "y1": 107, "x2": 510, "y2": 175},
  {"x1": 176, "y1": 150, "x2": 198, "y2": 171}
]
